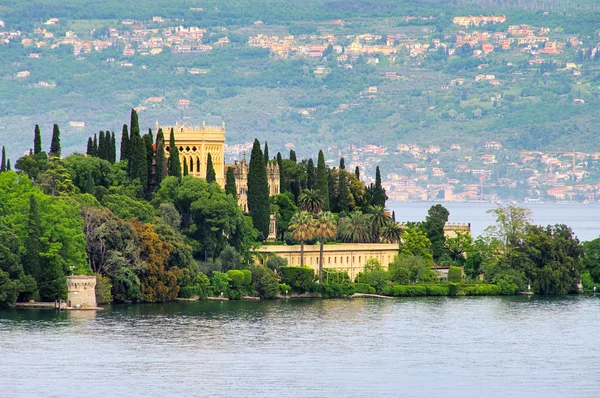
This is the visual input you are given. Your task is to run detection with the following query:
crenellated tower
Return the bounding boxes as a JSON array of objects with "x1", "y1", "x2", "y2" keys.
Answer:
[{"x1": 159, "y1": 120, "x2": 226, "y2": 187}]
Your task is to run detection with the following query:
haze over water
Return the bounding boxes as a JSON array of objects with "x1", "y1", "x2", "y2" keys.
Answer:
[
  {"x1": 389, "y1": 201, "x2": 600, "y2": 242},
  {"x1": 1, "y1": 297, "x2": 600, "y2": 397}
]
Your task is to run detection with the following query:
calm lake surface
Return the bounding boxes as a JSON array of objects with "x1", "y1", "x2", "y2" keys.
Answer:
[
  {"x1": 1, "y1": 297, "x2": 600, "y2": 397},
  {"x1": 389, "y1": 201, "x2": 600, "y2": 242}
]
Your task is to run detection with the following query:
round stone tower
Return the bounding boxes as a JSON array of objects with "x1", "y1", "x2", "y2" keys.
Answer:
[{"x1": 67, "y1": 275, "x2": 97, "y2": 309}]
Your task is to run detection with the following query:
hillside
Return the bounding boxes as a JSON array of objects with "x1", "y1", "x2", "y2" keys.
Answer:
[{"x1": 1, "y1": 0, "x2": 600, "y2": 201}]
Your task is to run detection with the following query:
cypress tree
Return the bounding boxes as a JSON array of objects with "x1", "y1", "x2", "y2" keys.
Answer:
[
  {"x1": 306, "y1": 158, "x2": 316, "y2": 189},
  {"x1": 128, "y1": 109, "x2": 147, "y2": 188},
  {"x1": 372, "y1": 166, "x2": 387, "y2": 207},
  {"x1": 110, "y1": 132, "x2": 117, "y2": 163},
  {"x1": 392, "y1": 211, "x2": 396, "y2": 222},
  {"x1": 23, "y1": 195, "x2": 42, "y2": 281},
  {"x1": 6, "y1": 159, "x2": 10, "y2": 171},
  {"x1": 225, "y1": 166, "x2": 237, "y2": 199},
  {"x1": 183, "y1": 159, "x2": 189, "y2": 176},
  {"x1": 155, "y1": 129, "x2": 166, "y2": 187},
  {"x1": 128, "y1": 109, "x2": 139, "y2": 175},
  {"x1": 143, "y1": 131, "x2": 154, "y2": 191},
  {"x1": 316, "y1": 150, "x2": 329, "y2": 211},
  {"x1": 248, "y1": 139, "x2": 270, "y2": 240},
  {"x1": 206, "y1": 152, "x2": 216, "y2": 183},
  {"x1": 1, "y1": 146, "x2": 6, "y2": 172},
  {"x1": 340, "y1": 157, "x2": 345, "y2": 170},
  {"x1": 328, "y1": 168, "x2": 337, "y2": 213},
  {"x1": 276, "y1": 152, "x2": 284, "y2": 194},
  {"x1": 49, "y1": 124, "x2": 61, "y2": 158},
  {"x1": 93, "y1": 134, "x2": 98, "y2": 156},
  {"x1": 355, "y1": 166, "x2": 360, "y2": 180},
  {"x1": 338, "y1": 168, "x2": 349, "y2": 213},
  {"x1": 86, "y1": 137, "x2": 94, "y2": 156},
  {"x1": 34, "y1": 125, "x2": 42, "y2": 154},
  {"x1": 168, "y1": 128, "x2": 182, "y2": 178},
  {"x1": 263, "y1": 142, "x2": 269, "y2": 165},
  {"x1": 289, "y1": 149, "x2": 296, "y2": 163},
  {"x1": 98, "y1": 131, "x2": 106, "y2": 160},
  {"x1": 120, "y1": 124, "x2": 129, "y2": 162}
]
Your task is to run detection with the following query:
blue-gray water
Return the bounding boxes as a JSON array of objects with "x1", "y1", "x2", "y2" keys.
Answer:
[
  {"x1": 389, "y1": 201, "x2": 600, "y2": 242},
  {"x1": 1, "y1": 297, "x2": 600, "y2": 397}
]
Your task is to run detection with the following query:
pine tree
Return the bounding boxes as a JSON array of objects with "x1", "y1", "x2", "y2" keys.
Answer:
[
  {"x1": 34, "y1": 125, "x2": 42, "y2": 154},
  {"x1": 355, "y1": 166, "x2": 360, "y2": 180},
  {"x1": 98, "y1": 131, "x2": 106, "y2": 160},
  {"x1": 1, "y1": 146, "x2": 6, "y2": 172},
  {"x1": 49, "y1": 124, "x2": 61, "y2": 158},
  {"x1": 183, "y1": 159, "x2": 189, "y2": 176},
  {"x1": 263, "y1": 141, "x2": 269, "y2": 165},
  {"x1": 316, "y1": 150, "x2": 329, "y2": 211},
  {"x1": 372, "y1": 166, "x2": 387, "y2": 207},
  {"x1": 23, "y1": 195, "x2": 42, "y2": 281},
  {"x1": 86, "y1": 137, "x2": 94, "y2": 157},
  {"x1": 225, "y1": 166, "x2": 237, "y2": 199},
  {"x1": 120, "y1": 124, "x2": 129, "y2": 162},
  {"x1": 168, "y1": 128, "x2": 182, "y2": 178},
  {"x1": 276, "y1": 152, "x2": 284, "y2": 194},
  {"x1": 206, "y1": 152, "x2": 216, "y2": 183},
  {"x1": 155, "y1": 129, "x2": 166, "y2": 187},
  {"x1": 248, "y1": 139, "x2": 270, "y2": 240},
  {"x1": 289, "y1": 149, "x2": 296, "y2": 163},
  {"x1": 306, "y1": 158, "x2": 316, "y2": 189}
]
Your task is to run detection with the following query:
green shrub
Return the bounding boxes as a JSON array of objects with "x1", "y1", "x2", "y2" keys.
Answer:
[
  {"x1": 391, "y1": 285, "x2": 428, "y2": 297},
  {"x1": 210, "y1": 271, "x2": 231, "y2": 297},
  {"x1": 463, "y1": 284, "x2": 501, "y2": 296},
  {"x1": 448, "y1": 283, "x2": 459, "y2": 296},
  {"x1": 354, "y1": 283, "x2": 375, "y2": 294},
  {"x1": 279, "y1": 283, "x2": 291, "y2": 294},
  {"x1": 320, "y1": 282, "x2": 355, "y2": 298},
  {"x1": 179, "y1": 286, "x2": 202, "y2": 298},
  {"x1": 496, "y1": 276, "x2": 518, "y2": 295},
  {"x1": 95, "y1": 274, "x2": 112, "y2": 304},
  {"x1": 241, "y1": 269, "x2": 253, "y2": 286},
  {"x1": 426, "y1": 284, "x2": 450, "y2": 296},
  {"x1": 279, "y1": 266, "x2": 315, "y2": 293},
  {"x1": 448, "y1": 267, "x2": 463, "y2": 282},
  {"x1": 227, "y1": 270, "x2": 245, "y2": 288},
  {"x1": 251, "y1": 266, "x2": 279, "y2": 299},
  {"x1": 265, "y1": 255, "x2": 287, "y2": 271}
]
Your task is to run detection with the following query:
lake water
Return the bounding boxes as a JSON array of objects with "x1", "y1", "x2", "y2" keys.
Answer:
[
  {"x1": 1, "y1": 297, "x2": 600, "y2": 397},
  {"x1": 388, "y1": 201, "x2": 600, "y2": 242}
]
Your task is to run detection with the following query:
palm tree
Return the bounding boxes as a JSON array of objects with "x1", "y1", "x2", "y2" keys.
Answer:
[
  {"x1": 337, "y1": 211, "x2": 373, "y2": 243},
  {"x1": 288, "y1": 211, "x2": 315, "y2": 267},
  {"x1": 366, "y1": 204, "x2": 390, "y2": 242},
  {"x1": 314, "y1": 212, "x2": 337, "y2": 283},
  {"x1": 297, "y1": 188, "x2": 324, "y2": 213},
  {"x1": 380, "y1": 221, "x2": 403, "y2": 244}
]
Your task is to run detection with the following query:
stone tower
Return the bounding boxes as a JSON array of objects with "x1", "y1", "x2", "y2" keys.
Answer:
[
  {"x1": 67, "y1": 275, "x2": 97, "y2": 309},
  {"x1": 159, "y1": 121, "x2": 226, "y2": 187}
]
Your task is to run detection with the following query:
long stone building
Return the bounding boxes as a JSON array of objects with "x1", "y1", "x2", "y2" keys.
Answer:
[{"x1": 256, "y1": 243, "x2": 399, "y2": 280}]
